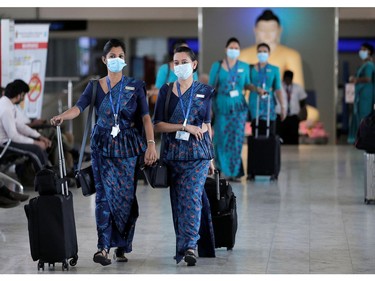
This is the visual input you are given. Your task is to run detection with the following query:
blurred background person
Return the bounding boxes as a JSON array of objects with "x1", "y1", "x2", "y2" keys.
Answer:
[
  {"x1": 276, "y1": 70, "x2": 307, "y2": 144},
  {"x1": 347, "y1": 42, "x2": 375, "y2": 144},
  {"x1": 208, "y1": 37, "x2": 250, "y2": 182},
  {"x1": 239, "y1": 9, "x2": 305, "y2": 87},
  {"x1": 248, "y1": 43, "x2": 285, "y2": 136}
]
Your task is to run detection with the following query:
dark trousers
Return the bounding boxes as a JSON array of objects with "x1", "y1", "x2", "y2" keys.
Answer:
[
  {"x1": 277, "y1": 114, "x2": 300, "y2": 144},
  {"x1": 8, "y1": 142, "x2": 49, "y2": 172},
  {"x1": 251, "y1": 119, "x2": 276, "y2": 137}
]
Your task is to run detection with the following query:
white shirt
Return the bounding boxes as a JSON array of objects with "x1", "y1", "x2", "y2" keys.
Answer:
[
  {"x1": 276, "y1": 82, "x2": 307, "y2": 116},
  {"x1": 0, "y1": 96, "x2": 40, "y2": 144}
]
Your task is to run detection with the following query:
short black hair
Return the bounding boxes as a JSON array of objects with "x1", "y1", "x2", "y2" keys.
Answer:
[
  {"x1": 102, "y1": 39, "x2": 126, "y2": 57},
  {"x1": 257, "y1": 42, "x2": 271, "y2": 52},
  {"x1": 13, "y1": 79, "x2": 29, "y2": 93},
  {"x1": 225, "y1": 37, "x2": 240, "y2": 48},
  {"x1": 174, "y1": 46, "x2": 198, "y2": 73},
  {"x1": 4, "y1": 81, "x2": 26, "y2": 99},
  {"x1": 256, "y1": 9, "x2": 280, "y2": 26},
  {"x1": 283, "y1": 70, "x2": 294, "y2": 80},
  {"x1": 362, "y1": 42, "x2": 374, "y2": 56}
]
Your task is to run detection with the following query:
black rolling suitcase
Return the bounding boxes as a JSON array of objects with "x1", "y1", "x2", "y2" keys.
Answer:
[
  {"x1": 204, "y1": 170, "x2": 237, "y2": 250},
  {"x1": 24, "y1": 125, "x2": 78, "y2": 271},
  {"x1": 247, "y1": 94, "x2": 281, "y2": 180}
]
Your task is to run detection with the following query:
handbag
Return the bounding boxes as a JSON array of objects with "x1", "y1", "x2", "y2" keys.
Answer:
[
  {"x1": 141, "y1": 82, "x2": 173, "y2": 188},
  {"x1": 75, "y1": 80, "x2": 97, "y2": 196}
]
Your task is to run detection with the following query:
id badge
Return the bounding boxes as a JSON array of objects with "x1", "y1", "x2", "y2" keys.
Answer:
[
  {"x1": 111, "y1": 124, "x2": 120, "y2": 138},
  {"x1": 229, "y1": 90, "x2": 239, "y2": 98},
  {"x1": 175, "y1": 130, "x2": 190, "y2": 141}
]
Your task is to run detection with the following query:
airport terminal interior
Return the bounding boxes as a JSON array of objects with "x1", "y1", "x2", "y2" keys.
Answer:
[
  {"x1": 1, "y1": 145, "x2": 375, "y2": 274},
  {"x1": 1, "y1": 7, "x2": 375, "y2": 275}
]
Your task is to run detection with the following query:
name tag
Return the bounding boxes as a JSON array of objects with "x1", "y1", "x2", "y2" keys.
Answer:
[
  {"x1": 125, "y1": 86, "x2": 135, "y2": 91},
  {"x1": 229, "y1": 90, "x2": 239, "y2": 98},
  {"x1": 175, "y1": 131, "x2": 190, "y2": 141},
  {"x1": 238, "y1": 68, "x2": 244, "y2": 73},
  {"x1": 196, "y1": 94, "x2": 205, "y2": 98}
]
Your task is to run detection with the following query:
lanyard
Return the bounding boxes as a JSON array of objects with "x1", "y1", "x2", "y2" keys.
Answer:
[
  {"x1": 257, "y1": 63, "x2": 268, "y2": 89},
  {"x1": 224, "y1": 59, "x2": 238, "y2": 89},
  {"x1": 106, "y1": 76, "x2": 124, "y2": 125},
  {"x1": 176, "y1": 81, "x2": 195, "y2": 127}
]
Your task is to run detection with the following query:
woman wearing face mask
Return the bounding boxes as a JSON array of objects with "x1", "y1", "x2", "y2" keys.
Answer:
[
  {"x1": 50, "y1": 39, "x2": 157, "y2": 266},
  {"x1": 348, "y1": 42, "x2": 375, "y2": 144},
  {"x1": 154, "y1": 46, "x2": 216, "y2": 266},
  {"x1": 208, "y1": 37, "x2": 251, "y2": 182},
  {"x1": 248, "y1": 42, "x2": 285, "y2": 137}
]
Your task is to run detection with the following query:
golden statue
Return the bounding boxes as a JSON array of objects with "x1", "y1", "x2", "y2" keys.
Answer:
[{"x1": 239, "y1": 9, "x2": 305, "y2": 87}]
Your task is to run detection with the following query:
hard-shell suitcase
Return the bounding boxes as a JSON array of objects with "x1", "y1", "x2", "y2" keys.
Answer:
[
  {"x1": 364, "y1": 152, "x2": 375, "y2": 204},
  {"x1": 205, "y1": 170, "x2": 237, "y2": 250},
  {"x1": 24, "y1": 125, "x2": 78, "y2": 270},
  {"x1": 247, "y1": 93, "x2": 281, "y2": 180}
]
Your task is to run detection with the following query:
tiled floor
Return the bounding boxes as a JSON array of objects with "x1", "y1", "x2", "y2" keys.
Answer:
[{"x1": 1, "y1": 145, "x2": 375, "y2": 275}]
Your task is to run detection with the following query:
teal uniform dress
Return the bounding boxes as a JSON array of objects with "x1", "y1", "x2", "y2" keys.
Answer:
[
  {"x1": 208, "y1": 60, "x2": 250, "y2": 178},
  {"x1": 348, "y1": 60, "x2": 375, "y2": 144},
  {"x1": 248, "y1": 63, "x2": 282, "y2": 122}
]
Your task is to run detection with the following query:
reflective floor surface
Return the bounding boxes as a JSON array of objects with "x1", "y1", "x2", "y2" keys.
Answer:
[{"x1": 1, "y1": 145, "x2": 374, "y2": 275}]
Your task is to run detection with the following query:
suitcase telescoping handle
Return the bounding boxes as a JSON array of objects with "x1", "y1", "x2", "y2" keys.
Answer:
[
  {"x1": 56, "y1": 125, "x2": 68, "y2": 196},
  {"x1": 255, "y1": 92, "x2": 271, "y2": 138},
  {"x1": 214, "y1": 169, "x2": 220, "y2": 201}
]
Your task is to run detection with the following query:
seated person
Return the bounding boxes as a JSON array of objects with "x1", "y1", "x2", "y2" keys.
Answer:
[
  {"x1": 12, "y1": 79, "x2": 77, "y2": 174},
  {"x1": 0, "y1": 80, "x2": 51, "y2": 186}
]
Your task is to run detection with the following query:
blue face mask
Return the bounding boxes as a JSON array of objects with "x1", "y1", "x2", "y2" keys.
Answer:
[
  {"x1": 257, "y1": 52, "x2": 269, "y2": 63},
  {"x1": 359, "y1": 50, "x2": 368, "y2": 60},
  {"x1": 107, "y1": 58, "x2": 127, "y2": 73},
  {"x1": 226, "y1": 49, "x2": 240, "y2": 60}
]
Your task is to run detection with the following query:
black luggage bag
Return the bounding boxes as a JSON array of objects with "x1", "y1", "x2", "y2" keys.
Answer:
[
  {"x1": 247, "y1": 94, "x2": 281, "y2": 180},
  {"x1": 24, "y1": 125, "x2": 78, "y2": 271},
  {"x1": 204, "y1": 170, "x2": 237, "y2": 250}
]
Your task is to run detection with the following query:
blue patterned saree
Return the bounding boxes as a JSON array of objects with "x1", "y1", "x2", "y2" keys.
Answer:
[
  {"x1": 157, "y1": 82, "x2": 216, "y2": 263},
  {"x1": 85, "y1": 77, "x2": 147, "y2": 252}
]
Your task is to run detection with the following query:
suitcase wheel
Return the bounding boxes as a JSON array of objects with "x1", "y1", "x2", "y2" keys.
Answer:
[
  {"x1": 37, "y1": 260, "x2": 44, "y2": 271},
  {"x1": 227, "y1": 247, "x2": 233, "y2": 251},
  {"x1": 270, "y1": 175, "x2": 278, "y2": 181},
  {"x1": 69, "y1": 255, "x2": 78, "y2": 267},
  {"x1": 48, "y1": 262, "x2": 55, "y2": 268},
  {"x1": 62, "y1": 259, "x2": 69, "y2": 271}
]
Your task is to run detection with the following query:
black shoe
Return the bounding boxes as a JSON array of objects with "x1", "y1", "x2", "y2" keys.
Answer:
[
  {"x1": 0, "y1": 185, "x2": 29, "y2": 202},
  {"x1": 184, "y1": 250, "x2": 197, "y2": 266},
  {"x1": 93, "y1": 249, "x2": 111, "y2": 266},
  {"x1": 113, "y1": 248, "x2": 128, "y2": 262},
  {"x1": 0, "y1": 195, "x2": 20, "y2": 208}
]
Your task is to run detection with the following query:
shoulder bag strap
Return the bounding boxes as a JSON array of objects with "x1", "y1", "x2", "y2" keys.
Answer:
[
  {"x1": 165, "y1": 63, "x2": 171, "y2": 85},
  {"x1": 160, "y1": 82, "x2": 173, "y2": 157},
  {"x1": 77, "y1": 79, "x2": 98, "y2": 171}
]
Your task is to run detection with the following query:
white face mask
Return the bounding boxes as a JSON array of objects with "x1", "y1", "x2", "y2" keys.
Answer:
[
  {"x1": 174, "y1": 63, "x2": 193, "y2": 80},
  {"x1": 359, "y1": 50, "x2": 368, "y2": 60}
]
